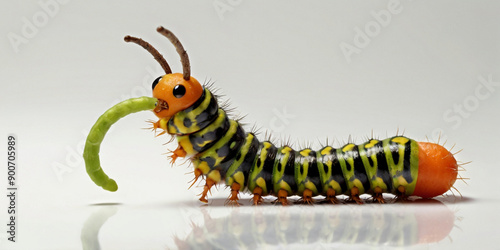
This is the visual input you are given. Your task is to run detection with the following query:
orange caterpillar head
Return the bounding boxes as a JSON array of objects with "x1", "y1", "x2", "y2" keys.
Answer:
[
  {"x1": 124, "y1": 27, "x2": 203, "y2": 119},
  {"x1": 151, "y1": 73, "x2": 203, "y2": 118}
]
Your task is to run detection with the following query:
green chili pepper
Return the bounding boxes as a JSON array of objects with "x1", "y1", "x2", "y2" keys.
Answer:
[{"x1": 83, "y1": 96, "x2": 157, "y2": 191}]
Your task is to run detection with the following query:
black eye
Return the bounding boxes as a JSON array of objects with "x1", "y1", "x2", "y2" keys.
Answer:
[
  {"x1": 173, "y1": 85, "x2": 186, "y2": 98},
  {"x1": 152, "y1": 76, "x2": 162, "y2": 90}
]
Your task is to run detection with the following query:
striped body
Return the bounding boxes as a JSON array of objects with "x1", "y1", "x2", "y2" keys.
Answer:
[
  {"x1": 161, "y1": 88, "x2": 420, "y2": 198},
  {"x1": 83, "y1": 28, "x2": 459, "y2": 204}
]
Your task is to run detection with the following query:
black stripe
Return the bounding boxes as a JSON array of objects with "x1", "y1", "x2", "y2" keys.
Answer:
[
  {"x1": 167, "y1": 90, "x2": 219, "y2": 135},
  {"x1": 167, "y1": 119, "x2": 180, "y2": 134},
  {"x1": 349, "y1": 147, "x2": 371, "y2": 192},
  {"x1": 306, "y1": 150, "x2": 322, "y2": 193},
  {"x1": 237, "y1": 135, "x2": 260, "y2": 187},
  {"x1": 216, "y1": 124, "x2": 246, "y2": 177},
  {"x1": 329, "y1": 151, "x2": 347, "y2": 193},
  {"x1": 281, "y1": 147, "x2": 297, "y2": 193},
  {"x1": 374, "y1": 141, "x2": 393, "y2": 192},
  {"x1": 189, "y1": 115, "x2": 230, "y2": 152},
  {"x1": 389, "y1": 140, "x2": 400, "y2": 166},
  {"x1": 194, "y1": 96, "x2": 219, "y2": 131},
  {"x1": 261, "y1": 142, "x2": 278, "y2": 195},
  {"x1": 402, "y1": 140, "x2": 414, "y2": 183}
]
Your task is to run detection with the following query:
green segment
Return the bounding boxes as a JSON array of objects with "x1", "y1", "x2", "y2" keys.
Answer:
[
  {"x1": 192, "y1": 120, "x2": 239, "y2": 169},
  {"x1": 272, "y1": 146, "x2": 294, "y2": 194},
  {"x1": 225, "y1": 133, "x2": 255, "y2": 187},
  {"x1": 295, "y1": 150, "x2": 319, "y2": 195},
  {"x1": 382, "y1": 137, "x2": 419, "y2": 195},
  {"x1": 83, "y1": 96, "x2": 157, "y2": 191},
  {"x1": 247, "y1": 142, "x2": 273, "y2": 195},
  {"x1": 317, "y1": 146, "x2": 343, "y2": 195},
  {"x1": 336, "y1": 147, "x2": 360, "y2": 195},
  {"x1": 358, "y1": 140, "x2": 387, "y2": 192}
]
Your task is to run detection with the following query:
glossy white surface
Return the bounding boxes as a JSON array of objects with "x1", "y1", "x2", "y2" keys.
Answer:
[{"x1": 1, "y1": 1, "x2": 499, "y2": 249}]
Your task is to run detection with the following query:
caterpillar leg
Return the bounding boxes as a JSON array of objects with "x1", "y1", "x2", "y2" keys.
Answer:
[
  {"x1": 325, "y1": 188, "x2": 340, "y2": 204},
  {"x1": 350, "y1": 187, "x2": 364, "y2": 205},
  {"x1": 188, "y1": 169, "x2": 203, "y2": 189},
  {"x1": 276, "y1": 189, "x2": 289, "y2": 206},
  {"x1": 372, "y1": 187, "x2": 386, "y2": 204},
  {"x1": 252, "y1": 187, "x2": 263, "y2": 205},
  {"x1": 394, "y1": 185, "x2": 408, "y2": 201},
  {"x1": 226, "y1": 182, "x2": 241, "y2": 206},
  {"x1": 299, "y1": 189, "x2": 314, "y2": 205},
  {"x1": 148, "y1": 120, "x2": 161, "y2": 132},
  {"x1": 169, "y1": 145, "x2": 187, "y2": 164},
  {"x1": 199, "y1": 177, "x2": 216, "y2": 203}
]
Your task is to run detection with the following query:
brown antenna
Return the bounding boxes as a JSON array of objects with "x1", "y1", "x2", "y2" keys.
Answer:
[
  {"x1": 124, "y1": 35, "x2": 172, "y2": 75},
  {"x1": 156, "y1": 26, "x2": 191, "y2": 80}
]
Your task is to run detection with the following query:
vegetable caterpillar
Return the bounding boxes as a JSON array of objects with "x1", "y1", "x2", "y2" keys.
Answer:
[{"x1": 83, "y1": 27, "x2": 459, "y2": 205}]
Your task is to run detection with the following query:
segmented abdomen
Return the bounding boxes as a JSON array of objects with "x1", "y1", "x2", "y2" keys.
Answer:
[
  {"x1": 228, "y1": 135, "x2": 419, "y2": 197},
  {"x1": 167, "y1": 88, "x2": 419, "y2": 198}
]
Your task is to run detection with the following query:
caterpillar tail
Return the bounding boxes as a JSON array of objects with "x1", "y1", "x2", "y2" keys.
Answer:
[
  {"x1": 413, "y1": 142, "x2": 458, "y2": 198},
  {"x1": 83, "y1": 96, "x2": 158, "y2": 192}
]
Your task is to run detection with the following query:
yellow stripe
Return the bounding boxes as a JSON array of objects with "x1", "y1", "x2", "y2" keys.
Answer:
[
  {"x1": 300, "y1": 149, "x2": 311, "y2": 157},
  {"x1": 256, "y1": 177, "x2": 266, "y2": 189},
  {"x1": 321, "y1": 146, "x2": 333, "y2": 155},
  {"x1": 196, "y1": 161, "x2": 210, "y2": 174},
  {"x1": 364, "y1": 139, "x2": 379, "y2": 149},
  {"x1": 159, "y1": 118, "x2": 168, "y2": 130},
  {"x1": 342, "y1": 144, "x2": 355, "y2": 152},
  {"x1": 208, "y1": 170, "x2": 221, "y2": 183},
  {"x1": 234, "y1": 172, "x2": 245, "y2": 187},
  {"x1": 392, "y1": 136, "x2": 409, "y2": 145},
  {"x1": 177, "y1": 136, "x2": 195, "y2": 155}
]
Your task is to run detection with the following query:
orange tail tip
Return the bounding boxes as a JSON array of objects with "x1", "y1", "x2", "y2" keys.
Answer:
[{"x1": 413, "y1": 142, "x2": 458, "y2": 198}]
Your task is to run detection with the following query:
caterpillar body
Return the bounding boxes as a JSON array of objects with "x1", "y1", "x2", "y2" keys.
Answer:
[{"x1": 83, "y1": 27, "x2": 459, "y2": 205}]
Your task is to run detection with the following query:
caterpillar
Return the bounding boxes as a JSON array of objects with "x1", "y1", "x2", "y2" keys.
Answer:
[{"x1": 83, "y1": 27, "x2": 459, "y2": 205}]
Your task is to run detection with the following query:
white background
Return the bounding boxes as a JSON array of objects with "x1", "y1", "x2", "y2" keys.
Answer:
[{"x1": 1, "y1": 0, "x2": 499, "y2": 249}]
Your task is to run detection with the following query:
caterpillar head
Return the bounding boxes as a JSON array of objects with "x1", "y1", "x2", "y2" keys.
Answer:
[
  {"x1": 151, "y1": 73, "x2": 203, "y2": 118},
  {"x1": 125, "y1": 26, "x2": 203, "y2": 119}
]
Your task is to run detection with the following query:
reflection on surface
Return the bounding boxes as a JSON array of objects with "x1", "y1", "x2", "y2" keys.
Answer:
[
  {"x1": 79, "y1": 199, "x2": 459, "y2": 249},
  {"x1": 81, "y1": 206, "x2": 118, "y2": 250},
  {"x1": 175, "y1": 199, "x2": 456, "y2": 249}
]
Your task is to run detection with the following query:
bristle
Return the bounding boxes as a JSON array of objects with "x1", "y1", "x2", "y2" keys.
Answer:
[
  {"x1": 203, "y1": 78, "x2": 218, "y2": 93},
  {"x1": 363, "y1": 135, "x2": 370, "y2": 142},
  {"x1": 456, "y1": 175, "x2": 469, "y2": 185},
  {"x1": 450, "y1": 186, "x2": 463, "y2": 199},
  {"x1": 249, "y1": 123, "x2": 262, "y2": 135},
  {"x1": 317, "y1": 138, "x2": 325, "y2": 148},
  {"x1": 449, "y1": 143, "x2": 457, "y2": 152},
  {"x1": 437, "y1": 130, "x2": 442, "y2": 145}
]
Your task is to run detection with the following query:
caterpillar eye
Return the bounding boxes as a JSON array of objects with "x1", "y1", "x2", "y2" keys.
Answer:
[
  {"x1": 173, "y1": 85, "x2": 186, "y2": 98},
  {"x1": 152, "y1": 76, "x2": 162, "y2": 90}
]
